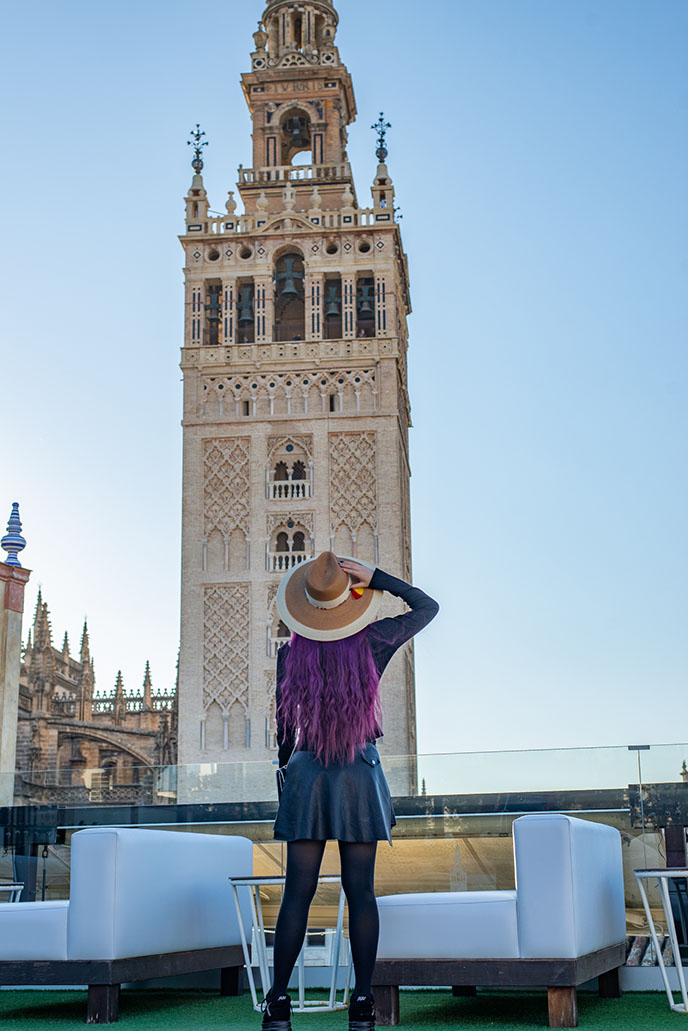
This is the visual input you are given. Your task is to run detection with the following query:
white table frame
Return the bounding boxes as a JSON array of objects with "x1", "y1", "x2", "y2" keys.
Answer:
[
  {"x1": 0, "y1": 883, "x2": 23, "y2": 903},
  {"x1": 229, "y1": 874, "x2": 351, "y2": 1014},
  {"x1": 635, "y1": 867, "x2": 688, "y2": 1014}
]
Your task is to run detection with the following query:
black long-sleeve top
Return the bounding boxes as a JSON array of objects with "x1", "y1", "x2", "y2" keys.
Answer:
[{"x1": 275, "y1": 568, "x2": 439, "y2": 767}]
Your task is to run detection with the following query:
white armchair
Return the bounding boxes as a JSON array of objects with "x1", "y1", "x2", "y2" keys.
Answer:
[
  {"x1": 0, "y1": 827, "x2": 253, "y2": 1023},
  {"x1": 374, "y1": 813, "x2": 626, "y2": 1028}
]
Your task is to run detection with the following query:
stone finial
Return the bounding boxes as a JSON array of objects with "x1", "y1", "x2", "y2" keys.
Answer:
[
  {"x1": 341, "y1": 183, "x2": 354, "y2": 209},
  {"x1": 309, "y1": 185, "x2": 322, "y2": 209},
  {"x1": 225, "y1": 190, "x2": 237, "y2": 215},
  {"x1": 256, "y1": 189, "x2": 269, "y2": 212},
  {"x1": 1, "y1": 502, "x2": 26, "y2": 567},
  {"x1": 187, "y1": 123, "x2": 208, "y2": 173},
  {"x1": 253, "y1": 23, "x2": 268, "y2": 50},
  {"x1": 62, "y1": 631, "x2": 70, "y2": 656},
  {"x1": 283, "y1": 181, "x2": 296, "y2": 211}
]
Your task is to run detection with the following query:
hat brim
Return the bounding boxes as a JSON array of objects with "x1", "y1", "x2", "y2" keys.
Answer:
[{"x1": 275, "y1": 555, "x2": 382, "y2": 641}]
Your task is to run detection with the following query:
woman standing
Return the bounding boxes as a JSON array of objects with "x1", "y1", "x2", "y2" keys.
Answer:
[{"x1": 261, "y1": 552, "x2": 439, "y2": 1031}]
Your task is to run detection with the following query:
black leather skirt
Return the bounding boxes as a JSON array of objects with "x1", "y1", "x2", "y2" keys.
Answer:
[{"x1": 273, "y1": 741, "x2": 396, "y2": 844}]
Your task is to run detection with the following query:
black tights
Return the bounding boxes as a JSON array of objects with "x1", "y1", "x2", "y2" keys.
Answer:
[{"x1": 270, "y1": 839, "x2": 379, "y2": 998}]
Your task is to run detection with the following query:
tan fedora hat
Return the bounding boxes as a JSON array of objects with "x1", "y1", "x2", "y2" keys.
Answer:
[{"x1": 276, "y1": 551, "x2": 382, "y2": 642}]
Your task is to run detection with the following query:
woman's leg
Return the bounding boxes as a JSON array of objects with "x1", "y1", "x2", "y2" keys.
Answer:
[
  {"x1": 338, "y1": 840, "x2": 379, "y2": 997},
  {"x1": 270, "y1": 839, "x2": 327, "y2": 996}
]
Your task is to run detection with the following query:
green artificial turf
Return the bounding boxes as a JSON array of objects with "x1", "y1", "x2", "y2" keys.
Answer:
[{"x1": 0, "y1": 988, "x2": 683, "y2": 1030}]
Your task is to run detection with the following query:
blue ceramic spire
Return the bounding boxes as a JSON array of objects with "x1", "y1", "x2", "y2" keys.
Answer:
[{"x1": 1, "y1": 502, "x2": 26, "y2": 567}]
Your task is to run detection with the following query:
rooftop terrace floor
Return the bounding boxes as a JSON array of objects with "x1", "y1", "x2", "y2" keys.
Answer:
[{"x1": 0, "y1": 989, "x2": 682, "y2": 1030}]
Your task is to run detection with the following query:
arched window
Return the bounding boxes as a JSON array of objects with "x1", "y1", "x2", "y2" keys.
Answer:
[
  {"x1": 275, "y1": 531, "x2": 289, "y2": 553},
  {"x1": 274, "y1": 252, "x2": 305, "y2": 342},
  {"x1": 268, "y1": 441, "x2": 312, "y2": 500},
  {"x1": 268, "y1": 526, "x2": 310, "y2": 571}
]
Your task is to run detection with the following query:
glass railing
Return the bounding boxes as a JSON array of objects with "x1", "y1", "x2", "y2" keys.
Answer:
[
  {"x1": 2, "y1": 741, "x2": 685, "y2": 943},
  {"x1": 2, "y1": 740, "x2": 686, "y2": 808}
]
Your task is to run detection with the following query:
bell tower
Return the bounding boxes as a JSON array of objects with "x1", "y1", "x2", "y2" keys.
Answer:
[{"x1": 177, "y1": 0, "x2": 415, "y2": 796}]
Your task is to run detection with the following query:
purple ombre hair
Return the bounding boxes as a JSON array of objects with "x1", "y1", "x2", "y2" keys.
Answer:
[{"x1": 278, "y1": 629, "x2": 382, "y2": 766}]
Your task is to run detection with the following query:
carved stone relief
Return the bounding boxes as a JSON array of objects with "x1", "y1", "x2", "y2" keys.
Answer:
[
  {"x1": 266, "y1": 511, "x2": 315, "y2": 537},
  {"x1": 203, "y1": 438, "x2": 250, "y2": 538},
  {"x1": 329, "y1": 431, "x2": 377, "y2": 534},
  {"x1": 203, "y1": 584, "x2": 250, "y2": 714}
]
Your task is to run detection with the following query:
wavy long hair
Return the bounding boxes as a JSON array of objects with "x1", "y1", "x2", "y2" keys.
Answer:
[{"x1": 278, "y1": 629, "x2": 381, "y2": 766}]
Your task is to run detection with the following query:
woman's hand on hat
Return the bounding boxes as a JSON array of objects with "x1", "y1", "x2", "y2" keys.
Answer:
[{"x1": 337, "y1": 558, "x2": 373, "y2": 590}]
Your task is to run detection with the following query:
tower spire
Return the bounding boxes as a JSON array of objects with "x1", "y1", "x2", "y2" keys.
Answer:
[
  {"x1": 370, "y1": 112, "x2": 396, "y2": 213},
  {"x1": 371, "y1": 112, "x2": 391, "y2": 163},
  {"x1": 184, "y1": 125, "x2": 209, "y2": 228},
  {"x1": 187, "y1": 123, "x2": 208, "y2": 174}
]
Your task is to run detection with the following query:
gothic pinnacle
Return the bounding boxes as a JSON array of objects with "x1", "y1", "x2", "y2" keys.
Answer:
[
  {"x1": 187, "y1": 123, "x2": 208, "y2": 173},
  {"x1": 33, "y1": 587, "x2": 43, "y2": 625},
  {"x1": 143, "y1": 660, "x2": 153, "y2": 709},
  {"x1": 80, "y1": 619, "x2": 90, "y2": 659}
]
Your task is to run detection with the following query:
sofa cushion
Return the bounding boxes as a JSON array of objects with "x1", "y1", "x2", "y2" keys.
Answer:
[
  {"x1": 513, "y1": 813, "x2": 626, "y2": 959},
  {"x1": 0, "y1": 900, "x2": 69, "y2": 961},
  {"x1": 376, "y1": 890, "x2": 519, "y2": 960},
  {"x1": 67, "y1": 828, "x2": 253, "y2": 961}
]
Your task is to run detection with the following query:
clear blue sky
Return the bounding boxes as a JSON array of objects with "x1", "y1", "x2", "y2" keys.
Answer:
[{"x1": 1, "y1": 0, "x2": 686, "y2": 757}]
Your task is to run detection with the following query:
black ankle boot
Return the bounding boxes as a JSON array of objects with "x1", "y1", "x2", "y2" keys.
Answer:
[
  {"x1": 261, "y1": 990, "x2": 292, "y2": 1031},
  {"x1": 349, "y1": 991, "x2": 375, "y2": 1031}
]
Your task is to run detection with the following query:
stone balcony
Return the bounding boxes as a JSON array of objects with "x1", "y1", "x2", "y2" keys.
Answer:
[
  {"x1": 268, "y1": 634, "x2": 290, "y2": 658},
  {"x1": 267, "y1": 550, "x2": 308, "y2": 572},
  {"x1": 238, "y1": 161, "x2": 353, "y2": 184},
  {"x1": 266, "y1": 475, "x2": 312, "y2": 501}
]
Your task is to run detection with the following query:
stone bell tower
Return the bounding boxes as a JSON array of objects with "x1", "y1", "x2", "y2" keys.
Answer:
[{"x1": 177, "y1": 0, "x2": 416, "y2": 795}]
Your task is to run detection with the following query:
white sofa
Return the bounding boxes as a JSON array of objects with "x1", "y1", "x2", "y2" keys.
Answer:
[
  {"x1": 0, "y1": 827, "x2": 252, "y2": 1023},
  {"x1": 374, "y1": 813, "x2": 627, "y2": 1028}
]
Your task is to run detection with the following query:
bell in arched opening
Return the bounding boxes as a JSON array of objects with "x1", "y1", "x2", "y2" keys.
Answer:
[
  {"x1": 281, "y1": 114, "x2": 311, "y2": 164},
  {"x1": 356, "y1": 276, "x2": 375, "y2": 338},
  {"x1": 274, "y1": 252, "x2": 305, "y2": 342},
  {"x1": 236, "y1": 282, "x2": 255, "y2": 343},
  {"x1": 324, "y1": 276, "x2": 342, "y2": 340}
]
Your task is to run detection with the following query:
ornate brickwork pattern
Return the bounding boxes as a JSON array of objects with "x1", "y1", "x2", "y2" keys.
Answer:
[
  {"x1": 329, "y1": 431, "x2": 378, "y2": 534},
  {"x1": 266, "y1": 511, "x2": 314, "y2": 537},
  {"x1": 265, "y1": 671, "x2": 277, "y2": 750},
  {"x1": 203, "y1": 584, "x2": 250, "y2": 714},
  {"x1": 203, "y1": 438, "x2": 250, "y2": 538},
  {"x1": 266, "y1": 582, "x2": 279, "y2": 612},
  {"x1": 202, "y1": 370, "x2": 375, "y2": 417},
  {"x1": 267, "y1": 434, "x2": 313, "y2": 461}
]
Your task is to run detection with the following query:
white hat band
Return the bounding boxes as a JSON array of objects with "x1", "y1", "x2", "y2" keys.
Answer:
[{"x1": 304, "y1": 578, "x2": 351, "y2": 610}]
